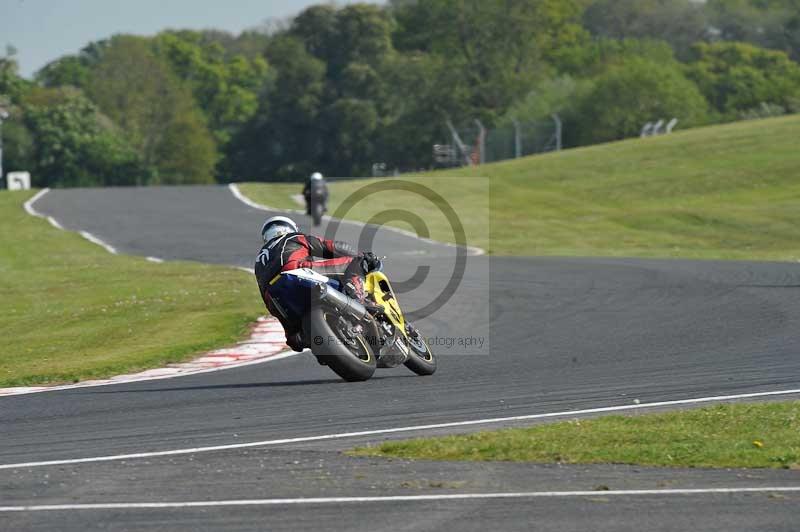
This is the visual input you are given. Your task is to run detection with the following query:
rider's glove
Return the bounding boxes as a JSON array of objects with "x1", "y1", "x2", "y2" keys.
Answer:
[{"x1": 361, "y1": 252, "x2": 382, "y2": 273}]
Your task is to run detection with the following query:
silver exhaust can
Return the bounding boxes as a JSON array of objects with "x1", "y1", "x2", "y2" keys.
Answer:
[{"x1": 318, "y1": 284, "x2": 368, "y2": 321}]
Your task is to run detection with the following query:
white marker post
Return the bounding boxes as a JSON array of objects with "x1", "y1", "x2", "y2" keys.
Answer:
[{"x1": 7, "y1": 171, "x2": 31, "y2": 190}]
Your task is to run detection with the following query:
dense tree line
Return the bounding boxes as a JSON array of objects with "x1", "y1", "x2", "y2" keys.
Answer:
[{"x1": 2, "y1": 0, "x2": 800, "y2": 186}]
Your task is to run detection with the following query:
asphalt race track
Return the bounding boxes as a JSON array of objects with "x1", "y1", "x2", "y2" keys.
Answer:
[{"x1": 2, "y1": 185, "x2": 800, "y2": 531}]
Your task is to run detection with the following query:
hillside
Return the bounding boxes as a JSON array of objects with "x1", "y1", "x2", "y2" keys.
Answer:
[{"x1": 241, "y1": 115, "x2": 800, "y2": 260}]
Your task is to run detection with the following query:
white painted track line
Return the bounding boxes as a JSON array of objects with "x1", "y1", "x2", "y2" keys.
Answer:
[
  {"x1": 2, "y1": 487, "x2": 800, "y2": 512},
  {"x1": 228, "y1": 183, "x2": 295, "y2": 213},
  {"x1": 2, "y1": 387, "x2": 798, "y2": 470},
  {"x1": 8, "y1": 188, "x2": 297, "y2": 398},
  {"x1": 46, "y1": 216, "x2": 63, "y2": 230},
  {"x1": 24, "y1": 188, "x2": 118, "y2": 254},
  {"x1": 79, "y1": 230, "x2": 117, "y2": 254},
  {"x1": 228, "y1": 183, "x2": 486, "y2": 256},
  {"x1": 23, "y1": 188, "x2": 50, "y2": 216}
]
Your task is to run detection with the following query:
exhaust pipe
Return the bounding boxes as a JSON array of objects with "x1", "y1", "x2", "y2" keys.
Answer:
[{"x1": 318, "y1": 284, "x2": 368, "y2": 320}]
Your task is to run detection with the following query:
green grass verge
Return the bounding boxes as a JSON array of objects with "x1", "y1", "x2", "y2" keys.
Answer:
[
  {"x1": 351, "y1": 402, "x2": 800, "y2": 469},
  {"x1": 0, "y1": 190, "x2": 263, "y2": 387},
  {"x1": 241, "y1": 115, "x2": 800, "y2": 260}
]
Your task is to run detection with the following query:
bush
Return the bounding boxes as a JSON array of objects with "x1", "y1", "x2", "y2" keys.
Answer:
[
  {"x1": 571, "y1": 58, "x2": 709, "y2": 145},
  {"x1": 685, "y1": 42, "x2": 800, "y2": 118},
  {"x1": 21, "y1": 88, "x2": 152, "y2": 187}
]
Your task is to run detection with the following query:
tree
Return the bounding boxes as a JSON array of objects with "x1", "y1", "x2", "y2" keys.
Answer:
[
  {"x1": 291, "y1": 4, "x2": 339, "y2": 66},
  {"x1": 706, "y1": 0, "x2": 800, "y2": 61},
  {"x1": 153, "y1": 31, "x2": 268, "y2": 145},
  {"x1": 87, "y1": 35, "x2": 216, "y2": 184},
  {"x1": 226, "y1": 35, "x2": 326, "y2": 180},
  {"x1": 154, "y1": 111, "x2": 218, "y2": 185},
  {"x1": 230, "y1": 4, "x2": 399, "y2": 179},
  {"x1": 320, "y1": 98, "x2": 379, "y2": 176},
  {"x1": 707, "y1": 0, "x2": 774, "y2": 42},
  {"x1": 36, "y1": 39, "x2": 111, "y2": 89},
  {"x1": 192, "y1": 29, "x2": 272, "y2": 60},
  {"x1": 562, "y1": 38, "x2": 679, "y2": 77},
  {"x1": 36, "y1": 56, "x2": 91, "y2": 89},
  {"x1": 375, "y1": 51, "x2": 466, "y2": 170},
  {"x1": 685, "y1": 41, "x2": 800, "y2": 116},
  {"x1": 2, "y1": 119, "x2": 36, "y2": 174},
  {"x1": 0, "y1": 52, "x2": 31, "y2": 103},
  {"x1": 391, "y1": 0, "x2": 589, "y2": 121},
  {"x1": 21, "y1": 88, "x2": 151, "y2": 187},
  {"x1": 500, "y1": 76, "x2": 588, "y2": 124},
  {"x1": 583, "y1": 0, "x2": 708, "y2": 59},
  {"x1": 326, "y1": 4, "x2": 394, "y2": 76},
  {"x1": 571, "y1": 58, "x2": 709, "y2": 145}
]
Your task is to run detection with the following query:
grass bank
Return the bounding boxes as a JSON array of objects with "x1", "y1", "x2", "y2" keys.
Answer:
[
  {"x1": 0, "y1": 191, "x2": 263, "y2": 387},
  {"x1": 351, "y1": 401, "x2": 800, "y2": 469},
  {"x1": 241, "y1": 115, "x2": 800, "y2": 260}
]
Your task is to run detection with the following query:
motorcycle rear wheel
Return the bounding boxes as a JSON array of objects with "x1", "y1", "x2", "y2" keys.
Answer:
[{"x1": 308, "y1": 304, "x2": 377, "y2": 382}]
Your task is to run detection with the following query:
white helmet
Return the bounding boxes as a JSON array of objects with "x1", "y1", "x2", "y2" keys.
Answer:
[
  {"x1": 261, "y1": 215, "x2": 298, "y2": 244},
  {"x1": 310, "y1": 172, "x2": 323, "y2": 181}
]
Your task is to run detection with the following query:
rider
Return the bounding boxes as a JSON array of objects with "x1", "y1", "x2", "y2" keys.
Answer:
[
  {"x1": 255, "y1": 216, "x2": 380, "y2": 352},
  {"x1": 303, "y1": 172, "x2": 329, "y2": 215}
]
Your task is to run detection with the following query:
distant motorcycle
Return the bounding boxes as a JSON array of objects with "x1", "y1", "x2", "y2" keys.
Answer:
[
  {"x1": 309, "y1": 196, "x2": 325, "y2": 227},
  {"x1": 267, "y1": 259, "x2": 437, "y2": 381},
  {"x1": 305, "y1": 182, "x2": 327, "y2": 227}
]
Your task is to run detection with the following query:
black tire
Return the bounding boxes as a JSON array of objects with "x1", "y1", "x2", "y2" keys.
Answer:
[
  {"x1": 307, "y1": 304, "x2": 376, "y2": 382},
  {"x1": 312, "y1": 202, "x2": 323, "y2": 227},
  {"x1": 403, "y1": 326, "x2": 437, "y2": 376}
]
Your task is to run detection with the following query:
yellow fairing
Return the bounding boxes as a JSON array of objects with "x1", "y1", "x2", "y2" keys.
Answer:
[{"x1": 365, "y1": 271, "x2": 406, "y2": 333}]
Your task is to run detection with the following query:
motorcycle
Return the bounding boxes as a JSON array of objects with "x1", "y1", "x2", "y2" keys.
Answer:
[
  {"x1": 267, "y1": 260, "x2": 437, "y2": 381},
  {"x1": 305, "y1": 187, "x2": 327, "y2": 227}
]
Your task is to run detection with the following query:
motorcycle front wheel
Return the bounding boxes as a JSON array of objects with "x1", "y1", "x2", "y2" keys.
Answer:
[
  {"x1": 307, "y1": 304, "x2": 376, "y2": 382},
  {"x1": 403, "y1": 325, "x2": 437, "y2": 376},
  {"x1": 312, "y1": 202, "x2": 323, "y2": 226}
]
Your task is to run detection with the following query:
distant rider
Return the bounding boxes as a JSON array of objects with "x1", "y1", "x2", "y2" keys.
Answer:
[
  {"x1": 254, "y1": 216, "x2": 381, "y2": 352},
  {"x1": 303, "y1": 172, "x2": 329, "y2": 215}
]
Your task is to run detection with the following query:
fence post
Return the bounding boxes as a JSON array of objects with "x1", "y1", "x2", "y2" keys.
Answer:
[
  {"x1": 512, "y1": 118, "x2": 522, "y2": 158},
  {"x1": 666, "y1": 118, "x2": 678, "y2": 134},
  {"x1": 446, "y1": 119, "x2": 474, "y2": 166},
  {"x1": 474, "y1": 119, "x2": 487, "y2": 165},
  {"x1": 552, "y1": 114, "x2": 562, "y2": 151}
]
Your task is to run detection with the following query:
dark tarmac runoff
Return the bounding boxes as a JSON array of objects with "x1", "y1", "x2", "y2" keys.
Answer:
[{"x1": 2, "y1": 185, "x2": 799, "y2": 531}]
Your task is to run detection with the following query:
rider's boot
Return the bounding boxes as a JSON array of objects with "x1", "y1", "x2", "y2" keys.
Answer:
[
  {"x1": 344, "y1": 275, "x2": 365, "y2": 302},
  {"x1": 344, "y1": 275, "x2": 382, "y2": 316},
  {"x1": 286, "y1": 332, "x2": 306, "y2": 352}
]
